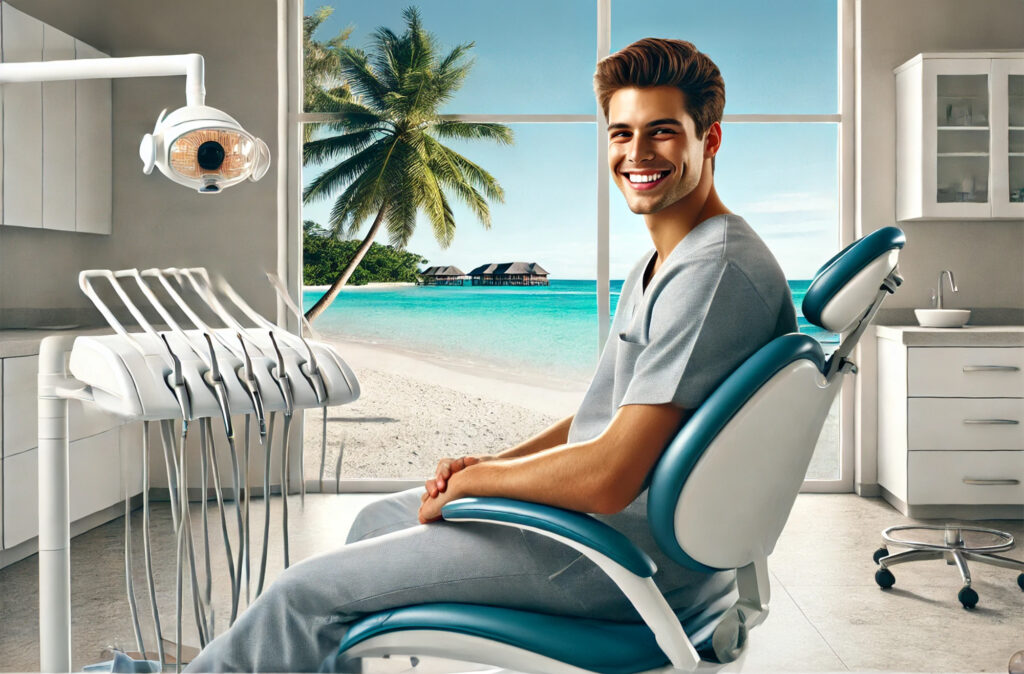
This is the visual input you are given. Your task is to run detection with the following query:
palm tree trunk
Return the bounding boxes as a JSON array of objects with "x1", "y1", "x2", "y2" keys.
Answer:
[{"x1": 304, "y1": 204, "x2": 388, "y2": 323}]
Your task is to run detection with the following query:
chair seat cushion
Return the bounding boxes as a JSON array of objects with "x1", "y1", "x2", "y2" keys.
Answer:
[{"x1": 325, "y1": 601, "x2": 724, "y2": 674}]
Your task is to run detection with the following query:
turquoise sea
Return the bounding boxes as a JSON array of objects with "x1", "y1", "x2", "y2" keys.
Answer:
[{"x1": 304, "y1": 279, "x2": 835, "y2": 384}]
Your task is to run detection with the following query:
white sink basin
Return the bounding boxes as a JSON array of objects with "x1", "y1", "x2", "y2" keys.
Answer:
[{"x1": 915, "y1": 309, "x2": 971, "y2": 328}]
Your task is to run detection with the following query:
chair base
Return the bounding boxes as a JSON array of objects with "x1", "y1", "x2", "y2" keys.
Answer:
[{"x1": 872, "y1": 524, "x2": 1024, "y2": 608}]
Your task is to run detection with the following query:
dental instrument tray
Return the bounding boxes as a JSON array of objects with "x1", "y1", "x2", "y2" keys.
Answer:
[
  {"x1": 67, "y1": 267, "x2": 359, "y2": 421},
  {"x1": 37, "y1": 267, "x2": 359, "y2": 673}
]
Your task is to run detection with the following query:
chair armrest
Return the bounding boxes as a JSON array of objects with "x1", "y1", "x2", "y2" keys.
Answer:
[
  {"x1": 441, "y1": 496, "x2": 700, "y2": 671},
  {"x1": 442, "y1": 497, "x2": 656, "y2": 577}
]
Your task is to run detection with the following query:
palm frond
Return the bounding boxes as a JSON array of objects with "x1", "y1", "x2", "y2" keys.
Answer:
[
  {"x1": 430, "y1": 121, "x2": 513, "y2": 145},
  {"x1": 423, "y1": 137, "x2": 505, "y2": 203},
  {"x1": 423, "y1": 137, "x2": 491, "y2": 228},
  {"x1": 338, "y1": 48, "x2": 390, "y2": 111},
  {"x1": 303, "y1": 128, "x2": 382, "y2": 166},
  {"x1": 303, "y1": 139, "x2": 392, "y2": 203}
]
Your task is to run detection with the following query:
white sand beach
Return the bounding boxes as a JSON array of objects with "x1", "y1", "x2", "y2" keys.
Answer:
[
  {"x1": 302, "y1": 336, "x2": 588, "y2": 483},
  {"x1": 301, "y1": 335, "x2": 839, "y2": 486}
]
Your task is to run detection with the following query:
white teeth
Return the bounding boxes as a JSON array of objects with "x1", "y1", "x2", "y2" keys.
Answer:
[{"x1": 627, "y1": 172, "x2": 666, "y2": 184}]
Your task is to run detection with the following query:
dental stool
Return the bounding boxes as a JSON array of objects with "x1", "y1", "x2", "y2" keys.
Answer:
[
  {"x1": 322, "y1": 227, "x2": 906, "y2": 674},
  {"x1": 873, "y1": 524, "x2": 1024, "y2": 608}
]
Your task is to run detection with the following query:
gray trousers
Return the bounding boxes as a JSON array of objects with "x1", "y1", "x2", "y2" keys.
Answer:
[{"x1": 184, "y1": 487, "x2": 729, "y2": 673}]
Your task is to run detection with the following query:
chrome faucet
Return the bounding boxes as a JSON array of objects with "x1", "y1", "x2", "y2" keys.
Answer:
[{"x1": 936, "y1": 270, "x2": 958, "y2": 309}]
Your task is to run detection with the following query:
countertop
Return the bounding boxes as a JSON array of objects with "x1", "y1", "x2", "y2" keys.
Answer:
[
  {"x1": 0, "y1": 326, "x2": 113, "y2": 358},
  {"x1": 875, "y1": 324, "x2": 1024, "y2": 347}
]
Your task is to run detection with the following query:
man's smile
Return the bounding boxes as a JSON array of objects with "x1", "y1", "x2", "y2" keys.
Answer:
[{"x1": 621, "y1": 169, "x2": 672, "y2": 191}]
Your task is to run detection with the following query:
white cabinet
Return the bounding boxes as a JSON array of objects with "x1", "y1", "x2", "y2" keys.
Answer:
[
  {"x1": 0, "y1": 4, "x2": 112, "y2": 234},
  {"x1": 3, "y1": 429, "x2": 125, "y2": 548},
  {"x1": 896, "y1": 52, "x2": 1024, "y2": 221},
  {"x1": 0, "y1": 350, "x2": 139, "y2": 558},
  {"x1": 877, "y1": 327, "x2": 1024, "y2": 518}
]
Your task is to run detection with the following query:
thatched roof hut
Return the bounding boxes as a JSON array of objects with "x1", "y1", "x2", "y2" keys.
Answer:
[
  {"x1": 468, "y1": 262, "x2": 549, "y2": 286},
  {"x1": 418, "y1": 265, "x2": 467, "y2": 285}
]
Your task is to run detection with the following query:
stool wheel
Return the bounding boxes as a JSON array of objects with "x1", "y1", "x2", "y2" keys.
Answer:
[
  {"x1": 872, "y1": 547, "x2": 888, "y2": 565},
  {"x1": 1017, "y1": 573, "x2": 1024, "y2": 592},
  {"x1": 875, "y1": 567, "x2": 895, "y2": 589},
  {"x1": 958, "y1": 586, "x2": 978, "y2": 609}
]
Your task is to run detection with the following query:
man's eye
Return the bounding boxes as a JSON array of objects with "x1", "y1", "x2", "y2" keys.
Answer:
[
  {"x1": 652, "y1": 128, "x2": 676, "y2": 136},
  {"x1": 610, "y1": 131, "x2": 630, "y2": 139}
]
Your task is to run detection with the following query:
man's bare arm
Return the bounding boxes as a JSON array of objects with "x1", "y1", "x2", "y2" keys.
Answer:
[
  {"x1": 421, "y1": 403, "x2": 688, "y2": 520},
  {"x1": 495, "y1": 414, "x2": 574, "y2": 459},
  {"x1": 427, "y1": 415, "x2": 575, "y2": 497}
]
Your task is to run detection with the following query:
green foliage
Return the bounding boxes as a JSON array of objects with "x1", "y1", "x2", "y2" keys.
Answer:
[
  {"x1": 302, "y1": 6, "x2": 513, "y2": 250},
  {"x1": 303, "y1": 225, "x2": 428, "y2": 286}
]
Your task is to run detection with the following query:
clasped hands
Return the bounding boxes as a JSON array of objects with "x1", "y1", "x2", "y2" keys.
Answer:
[{"x1": 417, "y1": 455, "x2": 493, "y2": 524}]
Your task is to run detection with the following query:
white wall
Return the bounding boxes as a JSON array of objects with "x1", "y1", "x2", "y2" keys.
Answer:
[
  {"x1": 0, "y1": 0, "x2": 280, "y2": 323},
  {"x1": 855, "y1": 0, "x2": 1024, "y2": 492}
]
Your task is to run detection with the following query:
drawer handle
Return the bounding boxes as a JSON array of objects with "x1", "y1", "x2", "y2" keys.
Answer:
[
  {"x1": 962, "y1": 365, "x2": 1021, "y2": 372},
  {"x1": 962, "y1": 478, "x2": 1021, "y2": 486},
  {"x1": 963, "y1": 419, "x2": 1020, "y2": 425}
]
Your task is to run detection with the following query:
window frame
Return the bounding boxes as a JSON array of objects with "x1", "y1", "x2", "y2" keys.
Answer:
[{"x1": 287, "y1": 0, "x2": 856, "y2": 493}]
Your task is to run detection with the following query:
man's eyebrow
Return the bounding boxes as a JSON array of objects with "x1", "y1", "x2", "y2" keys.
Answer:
[{"x1": 607, "y1": 118, "x2": 683, "y2": 131}]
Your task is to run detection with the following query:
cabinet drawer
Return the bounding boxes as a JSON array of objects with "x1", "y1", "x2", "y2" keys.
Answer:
[
  {"x1": 3, "y1": 429, "x2": 121, "y2": 548},
  {"x1": 3, "y1": 356, "x2": 37, "y2": 457},
  {"x1": 908, "y1": 398, "x2": 1024, "y2": 450},
  {"x1": 908, "y1": 347, "x2": 1024, "y2": 397},
  {"x1": 908, "y1": 451, "x2": 1024, "y2": 505},
  {"x1": 3, "y1": 354, "x2": 121, "y2": 458}
]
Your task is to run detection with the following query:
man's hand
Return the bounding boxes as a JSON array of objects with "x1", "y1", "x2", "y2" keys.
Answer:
[
  {"x1": 418, "y1": 475, "x2": 464, "y2": 523},
  {"x1": 425, "y1": 455, "x2": 494, "y2": 497}
]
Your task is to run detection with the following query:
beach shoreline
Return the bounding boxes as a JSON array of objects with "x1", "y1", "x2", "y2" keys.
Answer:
[{"x1": 304, "y1": 282, "x2": 416, "y2": 292}]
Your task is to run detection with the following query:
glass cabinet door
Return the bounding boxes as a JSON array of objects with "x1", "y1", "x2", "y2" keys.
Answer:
[
  {"x1": 923, "y1": 59, "x2": 992, "y2": 218},
  {"x1": 991, "y1": 58, "x2": 1024, "y2": 218}
]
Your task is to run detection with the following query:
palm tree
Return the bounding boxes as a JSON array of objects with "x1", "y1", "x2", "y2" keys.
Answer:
[
  {"x1": 302, "y1": 6, "x2": 512, "y2": 323},
  {"x1": 303, "y1": 7, "x2": 360, "y2": 142}
]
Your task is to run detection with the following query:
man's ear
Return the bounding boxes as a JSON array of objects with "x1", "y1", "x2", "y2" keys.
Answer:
[{"x1": 703, "y1": 120, "x2": 723, "y2": 159}]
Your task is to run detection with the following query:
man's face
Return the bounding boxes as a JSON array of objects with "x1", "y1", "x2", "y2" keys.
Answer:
[{"x1": 607, "y1": 86, "x2": 713, "y2": 215}]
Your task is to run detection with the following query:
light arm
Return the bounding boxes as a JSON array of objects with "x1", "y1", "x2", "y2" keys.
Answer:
[{"x1": 0, "y1": 54, "x2": 205, "y2": 105}]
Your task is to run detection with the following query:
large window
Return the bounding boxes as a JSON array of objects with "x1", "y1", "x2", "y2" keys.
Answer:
[{"x1": 298, "y1": 0, "x2": 850, "y2": 489}]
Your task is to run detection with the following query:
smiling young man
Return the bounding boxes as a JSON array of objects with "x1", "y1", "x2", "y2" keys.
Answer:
[{"x1": 185, "y1": 38, "x2": 795, "y2": 673}]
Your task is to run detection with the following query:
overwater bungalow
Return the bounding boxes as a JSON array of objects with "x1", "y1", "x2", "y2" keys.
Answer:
[
  {"x1": 417, "y1": 265, "x2": 467, "y2": 286},
  {"x1": 468, "y1": 262, "x2": 549, "y2": 286}
]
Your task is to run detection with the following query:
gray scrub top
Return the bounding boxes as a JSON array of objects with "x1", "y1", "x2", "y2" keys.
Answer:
[{"x1": 567, "y1": 213, "x2": 798, "y2": 600}]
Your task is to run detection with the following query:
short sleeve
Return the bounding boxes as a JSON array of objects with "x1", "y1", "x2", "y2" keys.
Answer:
[{"x1": 619, "y1": 259, "x2": 775, "y2": 410}]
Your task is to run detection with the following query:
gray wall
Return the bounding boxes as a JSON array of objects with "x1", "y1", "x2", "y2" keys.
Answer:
[
  {"x1": 0, "y1": 0, "x2": 279, "y2": 324},
  {"x1": 855, "y1": 0, "x2": 1024, "y2": 491}
]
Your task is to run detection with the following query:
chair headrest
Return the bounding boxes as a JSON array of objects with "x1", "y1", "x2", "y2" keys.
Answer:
[{"x1": 802, "y1": 227, "x2": 905, "y2": 334}]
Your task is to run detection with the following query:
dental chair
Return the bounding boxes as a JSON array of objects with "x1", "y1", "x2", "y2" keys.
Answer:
[{"x1": 322, "y1": 227, "x2": 906, "y2": 674}]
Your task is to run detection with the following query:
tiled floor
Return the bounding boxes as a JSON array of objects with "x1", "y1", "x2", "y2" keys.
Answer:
[{"x1": 0, "y1": 493, "x2": 1021, "y2": 672}]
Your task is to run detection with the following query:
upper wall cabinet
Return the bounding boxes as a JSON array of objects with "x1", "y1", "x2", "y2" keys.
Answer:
[
  {"x1": 896, "y1": 52, "x2": 1024, "y2": 221},
  {"x1": 0, "y1": 4, "x2": 112, "y2": 234}
]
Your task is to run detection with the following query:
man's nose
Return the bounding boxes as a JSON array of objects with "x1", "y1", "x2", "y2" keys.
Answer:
[{"x1": 627, "y1": 135, "x2": 653, "y2": 163}]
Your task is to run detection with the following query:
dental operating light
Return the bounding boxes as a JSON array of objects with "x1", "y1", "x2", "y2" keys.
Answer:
[{"x1": 0, "y1": 53, "x2": 270, "y2": 194}]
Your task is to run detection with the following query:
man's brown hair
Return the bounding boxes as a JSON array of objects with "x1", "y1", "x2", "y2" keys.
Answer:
[{"x1": 594, "y1": 38, "x2": 725, "y2": 139}]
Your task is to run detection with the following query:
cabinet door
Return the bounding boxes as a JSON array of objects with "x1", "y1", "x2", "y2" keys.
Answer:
[
  {"x1": 74, "y1": 41, "x2": 112, "y2": 234},
  {"x1": 1, "y1": 5, "x2": 44, "y2": 229},
  {"x1": 3, "y1": 429, "x2": 122, "y2": 549},
  {"x1": 991, "y1": 58, "x2": 1024, "y2": 218},
  {"x1": 923, "y1": 59, "x2": 993, "y2": 219},
  {"x1": 42, "y1": 25, "x2": 77, "y2": 232},
  {"x1": 3, "y1": 356, "x2": 38, "y2": 458}
]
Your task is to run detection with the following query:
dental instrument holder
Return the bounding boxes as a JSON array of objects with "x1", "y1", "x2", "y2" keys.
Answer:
[{"x1": 38, "y1": 268, "x2": 359, "y2": 672}]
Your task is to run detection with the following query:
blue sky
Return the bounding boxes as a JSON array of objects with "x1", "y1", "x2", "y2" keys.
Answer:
[{"x1": 303, "y1": 0, "x2": 839, "y2": 280}]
